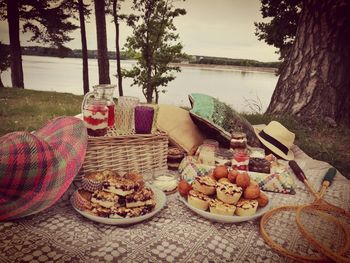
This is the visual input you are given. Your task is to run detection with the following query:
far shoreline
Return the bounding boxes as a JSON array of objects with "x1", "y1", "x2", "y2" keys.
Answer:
[
  {"x1": 171, "y1": 62, "x2": 278, "y2": 74},
  {"x1": 21, "y1": 54, "x2": 278, "y2": 74}
]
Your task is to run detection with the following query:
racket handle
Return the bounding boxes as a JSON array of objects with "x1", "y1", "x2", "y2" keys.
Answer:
[
  {"x1": 289, "y1": 160, "x2": 318, "y2": 197},
  {"x1": 322, "y1": 167, "x2": 336, "y2": 187},
  {"x1": 289, "y1": 161, "x2": 306, "y2": 182},
  {"x1": 318, "y1": 167, "x2": 337, "y2": 198}
]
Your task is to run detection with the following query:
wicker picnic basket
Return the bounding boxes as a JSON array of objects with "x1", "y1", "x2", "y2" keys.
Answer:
[{"x1": 77, "y1": 128, "x2": 168, "y2": 180}]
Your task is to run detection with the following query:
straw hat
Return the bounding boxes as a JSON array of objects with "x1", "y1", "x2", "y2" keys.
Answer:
[
  {"x1": 0, "y1": 117, "x2": 87, "y2": 221},
  {"x1": 254, "y1": 121, "x2": 295, "y2": 160}
]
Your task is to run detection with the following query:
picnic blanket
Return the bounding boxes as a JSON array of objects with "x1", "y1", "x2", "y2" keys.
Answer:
[{"x1": 0, "y1": 145, "x2": 349, "y2": 263}]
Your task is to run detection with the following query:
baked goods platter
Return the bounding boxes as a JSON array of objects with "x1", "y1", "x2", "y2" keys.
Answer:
[
  {"x1": 178, "y1": 194, "x2": 271, "y2": 223},
  {"x1": 71, "y1": 170, "x2": 166, "y2": 225},
  {"x1": 177, "y1": 166, "x2": 273, "y2": 223}
]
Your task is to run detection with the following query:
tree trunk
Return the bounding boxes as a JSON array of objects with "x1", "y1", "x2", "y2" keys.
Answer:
[
  {"x1": 112, "y1": 0, "x2": 123, "y2": 96},
  {"x1": 7, "y1": 0, "x2": 24, "y2": 88},
  {"x1": 155, "y1": 89, "x2": 159, "y2": 104},
  {"x1": 94, "y1": 0, "x2": 110, "y2": 84},
  {"x1": 266, "y1": 0, "x2": 350, "y2": 126},
  {"x1": 0, "y1": 75, "x2": 4, "y2": 88},
  {"x1": 78, "y1": 0, "x2": 89, "y2": 94}
]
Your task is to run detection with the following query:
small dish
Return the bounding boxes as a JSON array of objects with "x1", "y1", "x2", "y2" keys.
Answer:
[{"x1": 151, "y1": 171, "x2": 178, "y2": 194}]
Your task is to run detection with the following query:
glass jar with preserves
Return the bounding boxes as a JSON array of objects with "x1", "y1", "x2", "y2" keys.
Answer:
[
  {"x1": 230, "y1": 131, "x2": 247, "y2": 149},
  {"x1": 82, "y1": 96, "x2": 108, "y2": 136},
  {"x1": 232, "y1": 149, "x2": 249, "y2": 171},
  {"x1": 93, "y1": 84, "x2": 116, "y2": 128}
]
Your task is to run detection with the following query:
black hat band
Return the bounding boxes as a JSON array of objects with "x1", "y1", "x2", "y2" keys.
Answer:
[{"x1": 259, "y1": 130, "x2": 289, "y2": 155}]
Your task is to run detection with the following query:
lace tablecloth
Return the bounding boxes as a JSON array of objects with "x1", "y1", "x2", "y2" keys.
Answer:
[{"x1": 0, "y1": 146, "x2": 349, "y2": 263}]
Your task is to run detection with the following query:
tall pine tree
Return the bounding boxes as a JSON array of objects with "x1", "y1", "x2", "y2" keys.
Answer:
[
  {"x1": 94, "y1": 0, "x2": 110, "y2": 84},
  {"x1": 77, "y1": 0, "x2": 91, "y2": 94}
]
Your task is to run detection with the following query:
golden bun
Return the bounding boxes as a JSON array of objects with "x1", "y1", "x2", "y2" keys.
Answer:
[
  {"x1": 216, "y1": 182, "x2": 243, "y2": 205},
  {"x1": 235, "y1": 199, "x2": 258, "y2": 216},
  {"x1": 188, "y1": 190, "x2": 210, "y2": 211},
  {"x1": 192, "y1": 176, "x2": 216, "y2": 195},
  {"x1": 209, "y1": 199, "x2": 236, "y2": 216}
]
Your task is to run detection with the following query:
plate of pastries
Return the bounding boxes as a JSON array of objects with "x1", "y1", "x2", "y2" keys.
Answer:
[
  {"x1": 71, "y1": 170, "x2": 166, "y2": 225},
  {"x1": 178, "y1": 165, "x2": 271, "y2": 223}
]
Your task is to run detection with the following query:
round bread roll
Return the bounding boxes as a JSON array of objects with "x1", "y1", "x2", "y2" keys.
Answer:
[
  {"x1": 216, "y1": 182, "x2": 243, "y2": 204},
  {"x1": 256, "y1": 191, "x2": 269, "y2": 207},
  {"x1": 209, "y1": 199, "x2": 236, "y2": 216},
  {"x1": 187, "y1": 190, "x2": 210, "y2": 211},
  {"x1": 192, "y1": 176, "x2": 216, "y2": 195},
  {"x1": 243, "y1": 184, "x2": 260, "y2": 199},
  {"x1": 235, "y1": 199, "x2": 258, "y2": 216}
]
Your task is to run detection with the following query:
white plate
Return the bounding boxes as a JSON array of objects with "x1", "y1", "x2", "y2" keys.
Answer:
[
  {"x1": 179, "y1": 194, "x2": 271, "y2": 223},
  {"x1": 71, "y1": 186, "x2": 166, "y2": 225}
]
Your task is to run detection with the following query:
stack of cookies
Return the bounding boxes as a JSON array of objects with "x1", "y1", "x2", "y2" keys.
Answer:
[
  {"x1": 72, "y1": 170, "x2": 156, "y2": 218},
  {"x1": 180, "y1": 166, "x2": 269, "y2": 217}
]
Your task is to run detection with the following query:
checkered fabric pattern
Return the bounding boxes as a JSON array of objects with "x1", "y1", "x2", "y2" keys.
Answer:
[{"x1": 0, "y1": 117, "x2": 87, "y2": 221}]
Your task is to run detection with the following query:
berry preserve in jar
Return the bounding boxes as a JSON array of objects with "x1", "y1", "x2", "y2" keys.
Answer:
[{"x1": 83, "y1": 98, "x2": 108, "y2": 136}]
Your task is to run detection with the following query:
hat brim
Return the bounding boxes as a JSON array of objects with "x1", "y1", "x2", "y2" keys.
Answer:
[
  {"x1": 0, "y1": 117, "x2": 87, "y2": 221},
  {"x1": 253, "y1": 126, "x2": 294, "y2": 161}
]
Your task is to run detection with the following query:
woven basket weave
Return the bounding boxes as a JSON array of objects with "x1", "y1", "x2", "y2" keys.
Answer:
[{"x1": 76, "y1": 128, "x2": 168, "y2": 180}]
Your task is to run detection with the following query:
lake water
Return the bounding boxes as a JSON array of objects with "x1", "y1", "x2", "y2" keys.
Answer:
[{"x1": 2, "y1": 56, "x2": 278, "y2": 113}]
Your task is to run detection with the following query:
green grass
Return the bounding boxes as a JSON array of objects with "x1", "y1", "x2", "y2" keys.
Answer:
[
  {"x1": 0, "y1": 87, "x2": 83, "y2": 135},
  {"x1": 1, "y1": 87, "x2": 349, "y2": 179},
  {"x1": 243, "y1": 114, "x2": 350, "y2": 179}
]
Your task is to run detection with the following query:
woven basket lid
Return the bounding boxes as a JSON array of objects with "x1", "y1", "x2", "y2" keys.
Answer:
[{"x1": 0, "y1": 116, "x2": 87, "y2": 220}]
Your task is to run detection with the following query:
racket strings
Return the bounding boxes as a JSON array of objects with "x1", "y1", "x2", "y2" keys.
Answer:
[
  {"x1": 297, "y1": 208, "x2": 348, "y2": 253},
  {"x1": 261, "y1": 206, "x2": 324, "y2": 261},
  {"x1": 296, "y1": 205, "x2": 350, "y2": 262}
]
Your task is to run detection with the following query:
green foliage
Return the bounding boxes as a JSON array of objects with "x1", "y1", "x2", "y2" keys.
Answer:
[
  {"x1": 255, "y1": 0, "x2": 302, "y2": 62},
  {"x1": 123, "y1": 0, "x2": 186, "y2": 103},
  {"x1": 244, "y1": 113, "x2": 350, "y2": 179},
  {"x1": 190, "y1": 56, "x2": 281, "y2": 69},
  {"x1": 0, "y1": 0, "x2": 78, "y2": 48}
]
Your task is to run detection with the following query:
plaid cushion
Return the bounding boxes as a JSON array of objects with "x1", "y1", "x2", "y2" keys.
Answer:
[{"x1": 0, "y1": 117, "x2": 87, "y2": 220}]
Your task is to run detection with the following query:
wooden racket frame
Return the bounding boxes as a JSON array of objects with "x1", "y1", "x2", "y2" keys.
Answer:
[
  {"x1": 296, "y1": 201, "x2": 350, "y2": 263},
  {"x1": 260, "y1": 181, "x2": 350, "y2": 262}
]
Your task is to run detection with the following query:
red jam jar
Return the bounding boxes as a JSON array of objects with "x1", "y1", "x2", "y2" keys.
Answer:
[
  {"x1": 92, "y1": 84, "x2": 116, "y2": 128},
  {"x1": 83, "y1": 98, "x2": 108, "y2": 136},
  {"x1": 106, "y1": 102, "x2": 115, "y2": 127},
  {"x1": 232, "y1": 150, "x2": 249, "y2": 171}
]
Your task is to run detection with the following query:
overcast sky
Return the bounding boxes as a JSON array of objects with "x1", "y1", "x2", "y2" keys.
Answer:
[{"x1": 0, "y1": 0, "x2": 279, "y2": 62}]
